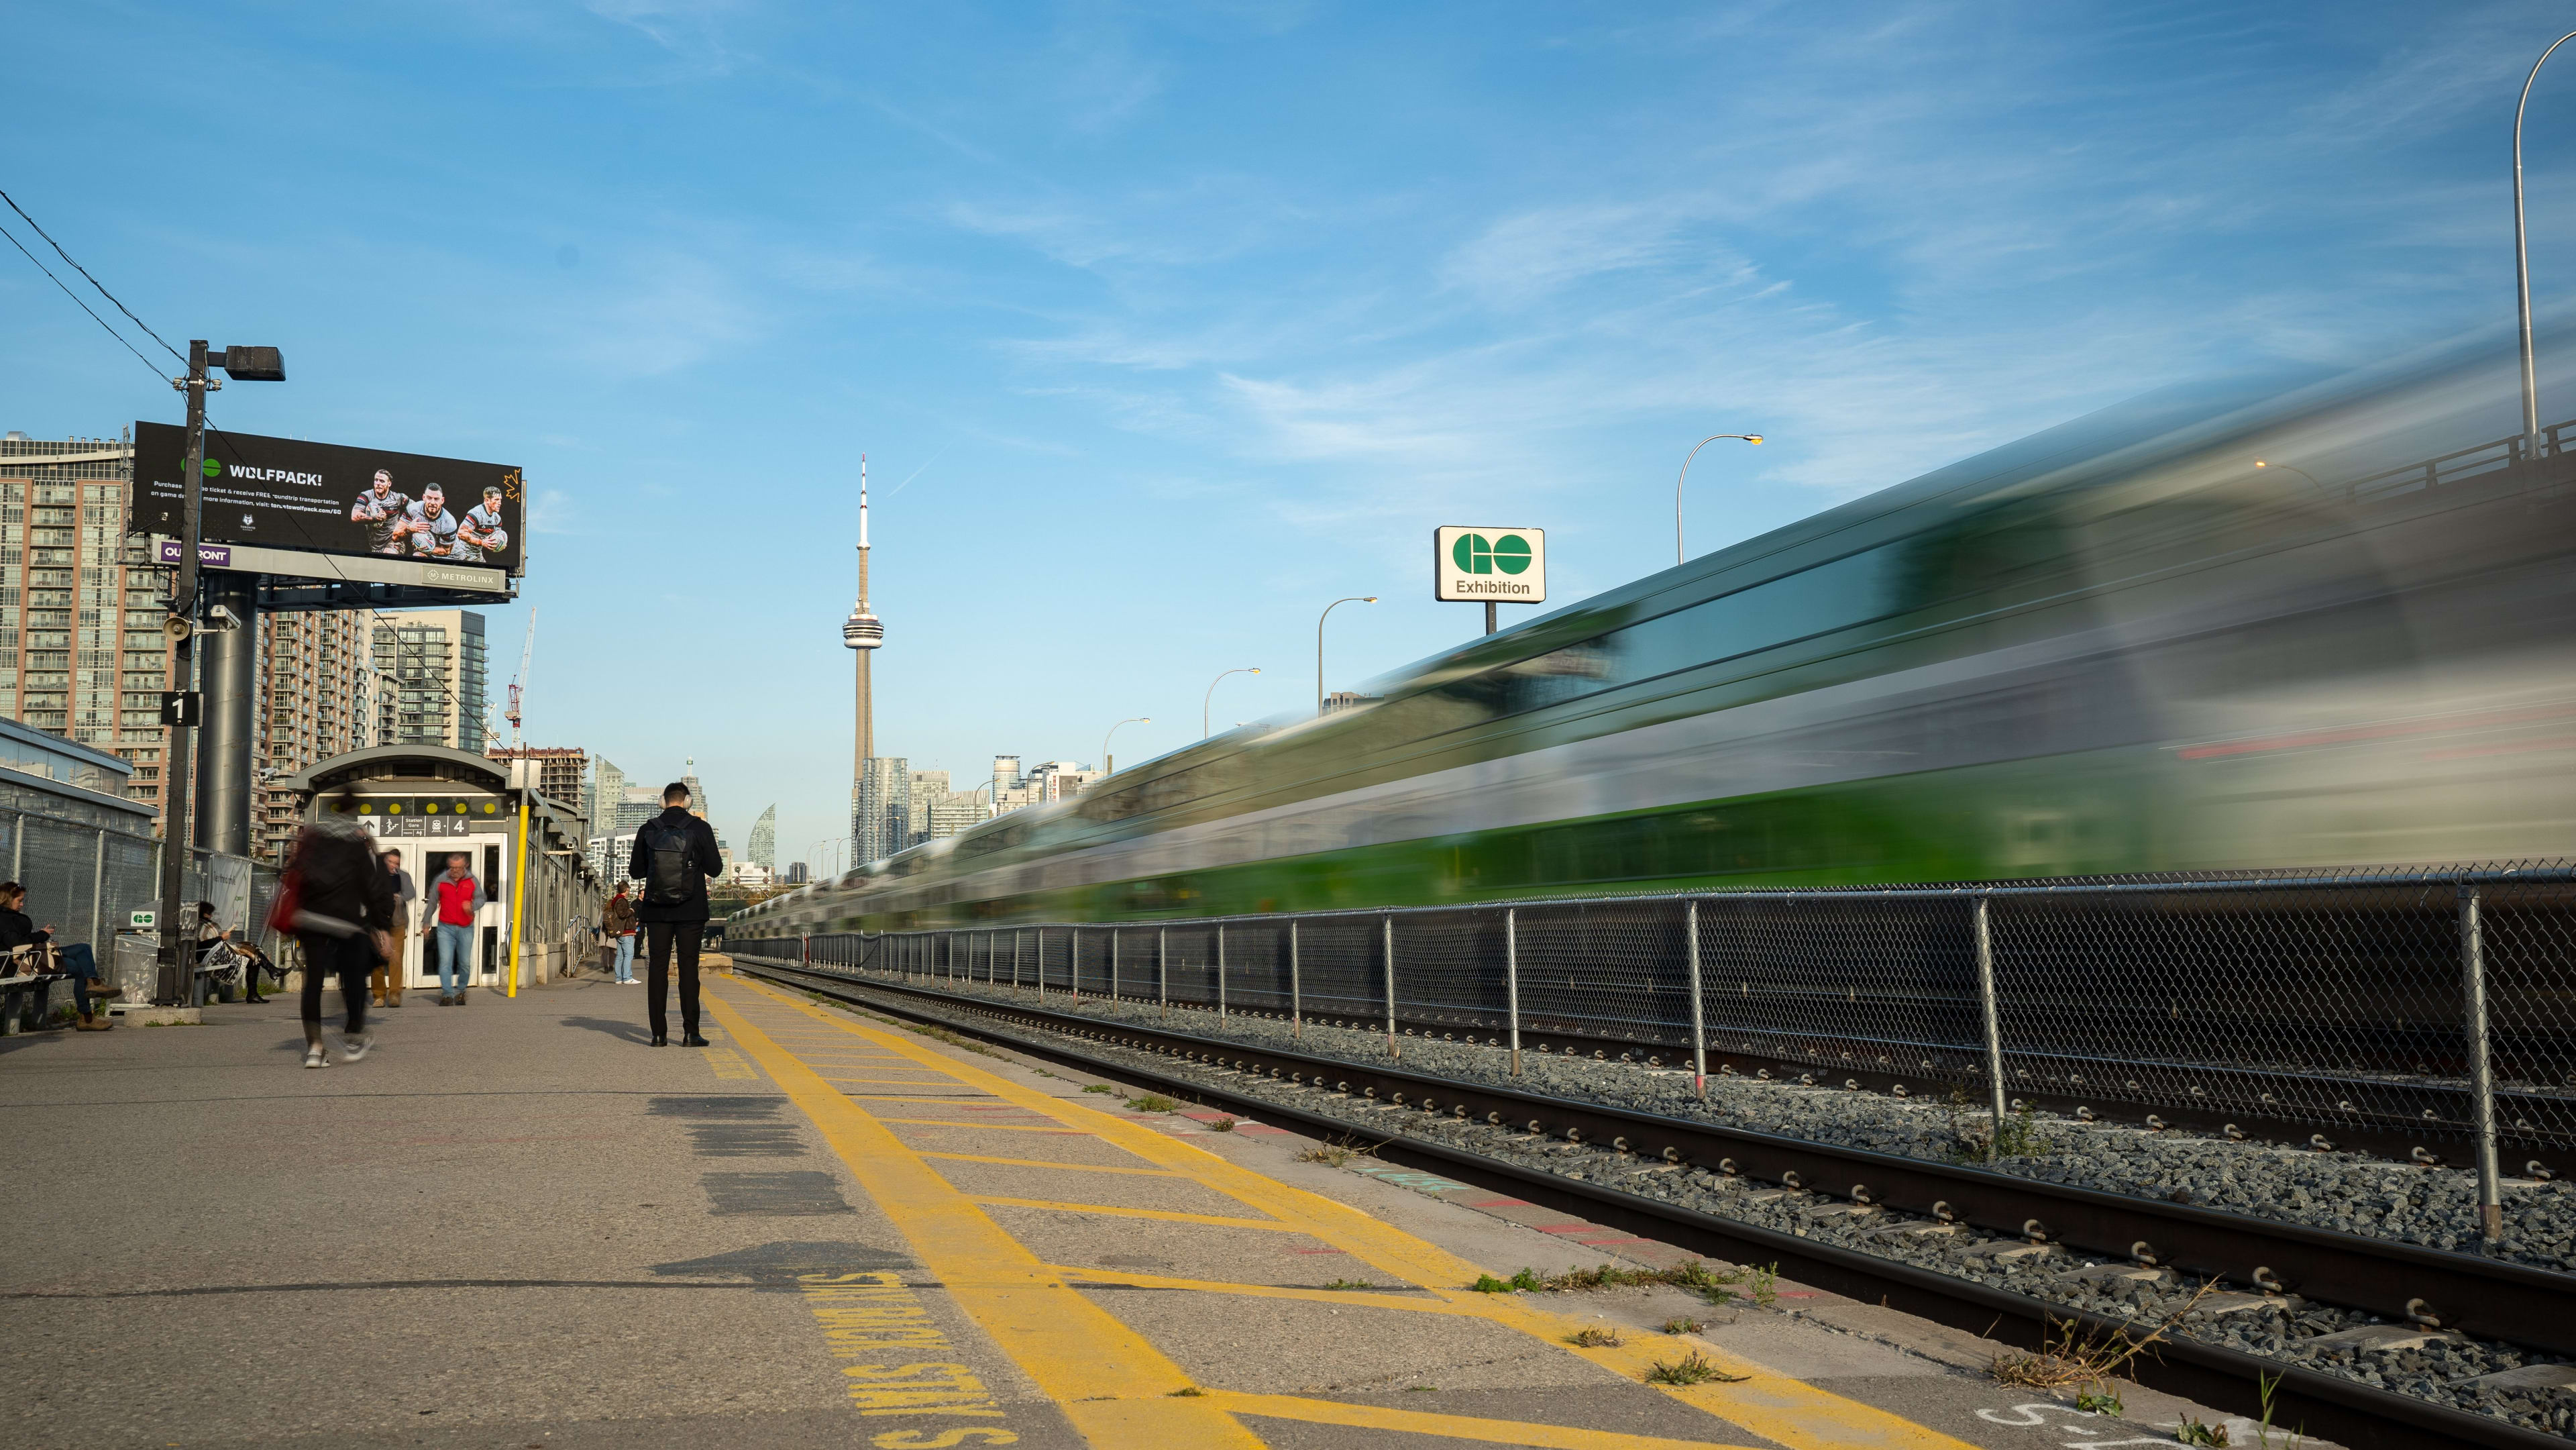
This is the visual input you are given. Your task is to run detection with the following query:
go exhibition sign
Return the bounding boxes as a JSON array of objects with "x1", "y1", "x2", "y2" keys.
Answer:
[{"x1": 1432, "y1": 525, "x2": 1546, "y2": 603}]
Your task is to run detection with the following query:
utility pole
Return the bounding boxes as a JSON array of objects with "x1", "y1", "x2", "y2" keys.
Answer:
[
  {"x1": 154, "y1": 342, "x2": 211, "y2": 1005},
  {"x1": 152, "y1": 341, "x2": 282, "y2": 1005}
]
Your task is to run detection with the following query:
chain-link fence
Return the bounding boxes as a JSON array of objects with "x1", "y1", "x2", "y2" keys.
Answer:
[{"x1": 735, "y1": 862, "x2": 2576, "y2": 1190}]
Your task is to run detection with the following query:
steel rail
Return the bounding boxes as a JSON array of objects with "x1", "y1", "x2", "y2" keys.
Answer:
[{"x1": 743, "y1": 956, "x2": 2576, "y2": 1450}]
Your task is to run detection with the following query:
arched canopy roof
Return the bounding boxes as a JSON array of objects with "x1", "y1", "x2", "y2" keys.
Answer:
[{"x1": 280, "y1": 744, "x2": 515, "y2": 797}]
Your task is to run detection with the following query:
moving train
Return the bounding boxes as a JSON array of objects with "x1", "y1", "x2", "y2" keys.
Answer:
[{"x1": 741, "y1": 342, "x2": 2576, "y2": 938}]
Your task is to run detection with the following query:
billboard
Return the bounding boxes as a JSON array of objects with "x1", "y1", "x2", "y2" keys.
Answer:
[
  {"x1": 132, "y1": 422, "x2": 525, "y2": 576},
  {"x1": 1433, "y1": 525, "x2": 1546, "y2": 603}
]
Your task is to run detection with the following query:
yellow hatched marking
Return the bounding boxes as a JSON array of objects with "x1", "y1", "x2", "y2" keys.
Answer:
[
  {"x1": 737, "y1": 977, "x2": 1980, "y2": 1450},
  {"x1": 970, "y1": 1195, "x2": 1301, "y2": 1232},
  {"x1": 1207, "y1": 1390, "x2": 1760, "y2": 1450},
  {"x1": 820, "y1": 1074, "x2": 970, "y2": 1085},
  {"x1": 705, "y1": 990, "x2": 1264, "y2": 1449},
  {"x1": 877, "y1": 1117, "x2": 1091, "y2": 1135},
  {"x1": 922, "y1": 1152, "x2": 1184, "y2": 1178},
  {"x1": 840, "y1": 1094, "x2": 1004, "y2": 1104},
  {"x1": 702, "y1": 1046, "x2": 759, "y2": 1081}
]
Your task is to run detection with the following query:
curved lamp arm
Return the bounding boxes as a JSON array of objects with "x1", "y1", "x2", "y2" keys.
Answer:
[
  {"x1": 1316, "y1": 597, "x2": 1377, "y2": 714},
  {"x1": 1203, "y1": 669, "x2": 1258, "y2": 739},
  {"x1": 1677, "y1": 433, "x2": 1765, "y2": 566}
]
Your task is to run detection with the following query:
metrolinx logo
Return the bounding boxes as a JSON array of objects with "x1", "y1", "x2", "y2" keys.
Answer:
[{"x1": 1451, "y1": 531, "x2": 1533, "y2": 575}]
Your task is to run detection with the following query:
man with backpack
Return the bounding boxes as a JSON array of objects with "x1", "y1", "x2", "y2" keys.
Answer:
[
  {"x1": 282, "y1": 793, "x2": 395, "y2": 1068},
  {"x1": 627, "y1": 781, "x2": 722, "y2": 1046}
]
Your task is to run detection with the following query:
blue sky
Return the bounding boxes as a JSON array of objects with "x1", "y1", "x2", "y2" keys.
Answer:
[{"x1": 9, "y1": 1, "x2": 2576, "y2": 868}]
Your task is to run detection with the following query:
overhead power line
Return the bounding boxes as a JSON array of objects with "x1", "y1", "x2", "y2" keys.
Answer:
[
  {"x1": 0, "y1": 188, "x2": 186, "y2": 365},
  {"x1": 0, "y1": 217, "x2": 170, "y2": 386}
]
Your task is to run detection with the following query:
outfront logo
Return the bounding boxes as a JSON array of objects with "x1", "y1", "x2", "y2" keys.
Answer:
[{"x1": 1433, "y1": 525, "x2": 1546, "y2": 603}]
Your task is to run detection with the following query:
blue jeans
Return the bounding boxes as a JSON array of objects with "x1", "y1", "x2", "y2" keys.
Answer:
[
  {"x1": 614, "y1": 934, "x2": 637, "y2": 982},
  {"x1": 433, "y1": 923, "x2": 476, "y2": 993}
]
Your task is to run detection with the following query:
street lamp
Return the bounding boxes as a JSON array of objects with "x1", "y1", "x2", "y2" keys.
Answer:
[
  {"x1": 1102, "y1": 717, "x2": 1150, "y2": 776},
  {"x1": 1676, "y1": 433, "x2": 1764, "y2": 566},
  {"x1": 1317, "y1": 596, "x2": 1377, "y2": 715},
  {"x1": 2516, "y1": 32, "x2": 2576, "y2": 456},
  {"x1": 1203, "y1": 669, "x2": 1258, "y2": 739},
  {"x1": 2253, "y1": 459, "x2": 2333, "y2": 501},
  {"x1": 156, "y1": 341, "x2": 284, "y2": 1007}
]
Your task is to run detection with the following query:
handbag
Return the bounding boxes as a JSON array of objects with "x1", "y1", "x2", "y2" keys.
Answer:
[{"x1": 265, "y1": 870, "x2": 303, "y2": 936}]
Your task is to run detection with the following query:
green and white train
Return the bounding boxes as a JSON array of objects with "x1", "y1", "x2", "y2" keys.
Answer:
[{"x1": 741, "y1": 353, "x2": 2576, "y2": 939}]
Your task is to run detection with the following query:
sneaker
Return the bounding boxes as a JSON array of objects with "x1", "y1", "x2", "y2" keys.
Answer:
[
  {"x1": 385, "y1": 998, "x2": 403, "y2": 1008},
  {"x1": 341, "y1": 1032, "x2": 372, "y2": 1063},
  {"x1": 302, "y1": 1047, "x2": 329, "y2": 1070}
]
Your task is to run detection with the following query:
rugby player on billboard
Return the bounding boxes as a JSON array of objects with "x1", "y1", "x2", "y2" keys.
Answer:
[
  {"x1": 348, "y1": 469, "x2": 412, "y2": 554},
  {"x1": 455, "y1": 484, "x2": 510, "y2": 564},
  {"x1": 393, "y1": 483, "x2": 460, "y2": 558}
]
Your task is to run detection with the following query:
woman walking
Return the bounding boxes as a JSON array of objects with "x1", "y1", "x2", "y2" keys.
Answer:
[{"x1": 282, "y1": 796, "x2": 394, "y2": 1068}]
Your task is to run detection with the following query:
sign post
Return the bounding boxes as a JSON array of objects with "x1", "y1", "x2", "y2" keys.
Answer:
[{"x1": 1433, "y1": 525, "x2": 1546, "y2": 635}]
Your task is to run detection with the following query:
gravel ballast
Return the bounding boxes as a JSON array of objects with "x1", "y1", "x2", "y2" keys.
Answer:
[{"x1": 775, "y1": 965, "x2": 2576, "y2": 1439}]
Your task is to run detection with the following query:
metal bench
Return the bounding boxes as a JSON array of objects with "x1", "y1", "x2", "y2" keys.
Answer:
[{"x1": 0, "y1": 972, "x2": 68, "y2": 1034}]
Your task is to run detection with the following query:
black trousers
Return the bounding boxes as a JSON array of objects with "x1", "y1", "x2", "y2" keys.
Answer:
[
  {"x1": 295, "y1": 930, "x2": 372, "y2": 1033},
  {"x1": 645, "y1": 921, "x2": 703, "y2": 1039}
]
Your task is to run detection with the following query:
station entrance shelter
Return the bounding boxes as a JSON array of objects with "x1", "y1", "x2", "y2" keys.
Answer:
[{"x1": 278, "y1": 745, "x2": 600, "y2": 990}]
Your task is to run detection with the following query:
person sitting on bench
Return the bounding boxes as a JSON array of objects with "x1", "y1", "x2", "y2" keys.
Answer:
[{"x1": 0, "y1": 882, "x2": 109, "y2": 1029}]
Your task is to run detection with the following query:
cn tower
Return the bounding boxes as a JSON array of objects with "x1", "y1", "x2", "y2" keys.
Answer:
[{"x1": 843, "y1": 455, "x2": 883, "y2": 856}]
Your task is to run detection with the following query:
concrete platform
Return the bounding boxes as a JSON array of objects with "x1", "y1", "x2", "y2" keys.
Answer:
[{"x1": 0, "y1": 970, "x2": 2296, "y2": 1448}]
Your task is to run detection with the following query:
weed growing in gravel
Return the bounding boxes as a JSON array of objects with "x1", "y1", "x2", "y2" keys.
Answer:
[
  {"x1": 1646, "y1": 1351, "x2": 1748, "y2": 1386},
  {"x1": 1208, "y1": 1116, "x2": 1238, "y2": 1132},
  {"x1": 1941, "y1": 1090, "x2": 2051, "y2": 1161},
  {"x1": 1127, "y1": 1094, "x2": 1179, "y2": 1112},
  {"x1": 1321, "y1": 1279, "x2": 1375, "y2": 1290},
  {"x1": 1167, "y1": 1387, "x2": 1205, "y2": 1398},
  {"x1": 1993, "y1": 1284, "x2": 2215, "y2": 1416},
  {"x1": 1294, "y1": 1137, "x2": 1385, "y2": 1167},
  {"x1": 2073, "y1": 1387, "x2": 2123, "y2": 1416},
  {"x1": 1082, "y1": 1084, "x2": 1116, "y2": 1094},
  {"x1": 1567, "y1": 1326, "x2": 1625, "y2": 1347},
  {"x1": 1661, "y1": 1316, "x2": 1707, "y2": 1335},
  {"x1": 2175, "y1": 1419, "x2": 2228, "y2": 1447}
]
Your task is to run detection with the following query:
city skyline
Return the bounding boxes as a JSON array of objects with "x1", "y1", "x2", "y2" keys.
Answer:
[{"x1": 8, "y1": 3, "x2": 2576, "y2": 866}]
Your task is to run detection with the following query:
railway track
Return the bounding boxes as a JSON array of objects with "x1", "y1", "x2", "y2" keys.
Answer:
[{"x1": 739, "y1": 955, "x2": 2574, "y2": 1450}]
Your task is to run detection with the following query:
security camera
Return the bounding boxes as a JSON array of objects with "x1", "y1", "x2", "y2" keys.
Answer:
[{"x1": 205, "y1": 605, "x2": 243, "y2": 632}]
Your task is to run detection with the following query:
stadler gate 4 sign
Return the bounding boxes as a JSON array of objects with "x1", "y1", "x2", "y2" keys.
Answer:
[{"x1": 1433, "y1": 525, "x2": 1546, "y2": 603}]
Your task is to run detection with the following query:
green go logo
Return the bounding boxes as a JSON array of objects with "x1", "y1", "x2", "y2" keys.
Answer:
[
  {"x1": 202, "y1": 457, "x2": 220, "y2": 477},
  {"x1": 1451, "y1": 532, "x2": 1532, "y2": 575}
]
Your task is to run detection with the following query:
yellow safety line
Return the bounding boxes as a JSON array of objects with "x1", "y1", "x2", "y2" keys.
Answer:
[
  {"x1": 705, "y1": 989, "x2": 1265, "y2": 1449},
  {"x1": 820, "y1": 1074, "x2": 973, "y2": 1085},
  {"x1": 1204, "y1": 1390, "x2": 1762, "y2": 1450},
  {"x1": 969, "y1": 1195, "x2": 1303, "y2": 1232},
  {"x1": 841, "y1": 1094, "x2": 1008, "y2": 1104},
  {"x1": 877, "y1": 1117, "x2": 1089, "y2": 1135},
  {"x1": 921, "y1": 1151, "x2": 1185, "y2": 1178},
  {"x1": 1044, "y1": 1263, "x2": 1486, "y2": 1318},
  {"x1": 738, "y1": 976, "x2": 1982, "y2": 1450}
]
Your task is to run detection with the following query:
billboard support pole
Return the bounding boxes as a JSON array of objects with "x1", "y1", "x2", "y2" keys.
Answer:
[
  {"x1": 154, "y1": 341, "x2": 210, "y2": 1006},
  {"x1": 197, "y1": 574, "x2": 257, "y2": 856}
]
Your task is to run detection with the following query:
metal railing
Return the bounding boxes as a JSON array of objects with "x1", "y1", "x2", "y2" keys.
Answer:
[{"x1": 737, "y1": 859, "x2": 2576, "y2": 1248}]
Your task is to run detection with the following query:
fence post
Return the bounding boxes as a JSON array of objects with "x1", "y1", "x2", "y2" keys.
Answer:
[
  {"x1": 1014, "y1": 929, "x2": 1025, "y2": 995},
  {"x1": 1505, "y1": 907, "x2": 1521, "y2": 1076},
  {"x1": 1686, "y1": 899, "x2": 1706, "y2": 1099},
  {"x1": 1289, "y1": 919, "x2": 1301, "y2": 1039},
  {"x1": 1974, "y1": 894, "x2": 2007, "y2": 1163},
  {"x1": 1157, "y1": 926, "x2": 1168, "y2": 1020},
  {"x1": 89, "y1": 829, "x2": 105, "y2": 956},
  {"x1": 1111, "y1": 928, "x2": 1120, "y2": 1001},
  {"x1": 2462, "y1": 884, "x2": 2505, "y2": 1247},
  {"x1": 1071, "y1": 928, "x2": 1081, "y2": 1002},
  {"x1": 1217, "y1": 923, "x2": 1227, "y2": 1020},
  {"x1": 1383, "y1": 913, "x2": 1399, "y2": 1061}
]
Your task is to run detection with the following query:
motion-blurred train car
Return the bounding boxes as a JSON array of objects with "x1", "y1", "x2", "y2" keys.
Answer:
[{"x1": 743, "y1": 342, "x2": 2576, "y2": 936}]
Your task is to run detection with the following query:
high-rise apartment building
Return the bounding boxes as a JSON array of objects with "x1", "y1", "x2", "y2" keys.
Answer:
[
  {"x1": 0, "y1": 431, "x2": 178, "y2": 815},
  {"x1": 254, "y1": 609, "x2": 379, "y2": 861},
  {"x1": 373, "y1": 610, "x2": 488, "y2": 752},
  {"x1": 488, "y1": 745, "x2": 587, "y2": 811},
  {"x1": 590, "y1": 756, "x2": 624, "y2": 840},
  {"x1": 749, "y1": 804, "x2": 775, "y2": 872}
]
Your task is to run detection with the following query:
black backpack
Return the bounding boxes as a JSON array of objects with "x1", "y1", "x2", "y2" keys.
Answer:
[{"x1": 642, "y1": 820, "x2": 698, "y2": 907}]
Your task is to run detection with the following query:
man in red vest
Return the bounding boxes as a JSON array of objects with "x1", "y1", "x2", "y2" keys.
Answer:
[{"x1": 429, "y1": 853, "x2": 486, "y2": 1005}]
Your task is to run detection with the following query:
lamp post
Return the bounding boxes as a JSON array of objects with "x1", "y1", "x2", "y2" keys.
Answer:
[
  {"x1": 1676, "y1": 433, "x2": 1764, "y2": 566},
  {"x1": 2253, "y1": 459, "x2": 2333, "y2": 501},
  {"x1": 1102, "y1": 717, "x2": 1149, "y2": 776},
  {"x1": 2516, "y1": 32, "x2": 2576, "y2": 456},
  {"x1": 1203, "y1": 668, "x2": 1258, "y2": 739},
  {"x1": 1317, "y1": 596, "x2": 1377, "y2": 715},
  {"x1": 154, "y1": 341, "x2": 284, "y2": 1006}
]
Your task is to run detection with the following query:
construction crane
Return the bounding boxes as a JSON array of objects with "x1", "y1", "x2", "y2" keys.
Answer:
[{"x1": 505, "y1": 607, "x2": 537, "y2": 748}]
